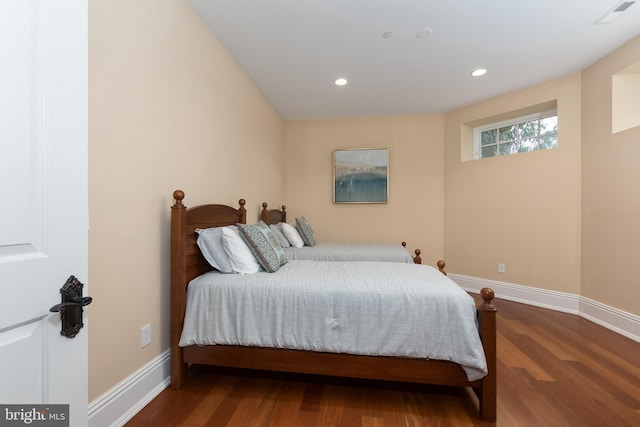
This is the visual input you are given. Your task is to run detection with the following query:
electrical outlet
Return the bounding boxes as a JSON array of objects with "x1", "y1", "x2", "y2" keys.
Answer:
[
  {"x1": 141, "y1": 324, "x2": 151, "y2": 348},
  {"x1": 497, "y1": 263, "x2": 505, "y2": 274}
]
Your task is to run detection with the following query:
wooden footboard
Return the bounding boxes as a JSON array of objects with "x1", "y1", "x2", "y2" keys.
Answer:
[{"x1": 171, "y1": 191, "x2": 497, "y2": 422}]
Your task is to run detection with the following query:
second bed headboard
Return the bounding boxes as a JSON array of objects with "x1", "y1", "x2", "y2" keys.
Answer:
[{"x1": 261, "y1": 202, "x2": 286, "y2": 225}]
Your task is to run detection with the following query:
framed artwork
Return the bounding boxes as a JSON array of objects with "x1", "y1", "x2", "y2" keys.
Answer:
[{"x1": 333, "y1": 148, "x2": 388, "y2": 203}]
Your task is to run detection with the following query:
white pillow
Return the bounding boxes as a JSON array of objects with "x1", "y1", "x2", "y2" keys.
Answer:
[
  {"x1": 269, "y1": 223, "x2": 291, "y2": 248},
  {"x1": 195, "y1": 227, "x2": 234, "y2": 273},
  {"x1": 221, "y1": 226, "x2": 261, "y2": 275},
  {"x1": 281, "y1": 222, "x2": 305, "y2": 248}
]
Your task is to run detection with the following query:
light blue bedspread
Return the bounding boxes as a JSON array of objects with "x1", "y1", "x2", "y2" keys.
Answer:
[{"x1": 179, "y1": 260, "x2": 487, "y2": 381}]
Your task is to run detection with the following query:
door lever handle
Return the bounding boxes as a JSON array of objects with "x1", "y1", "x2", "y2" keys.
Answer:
[
  {"x1": 49, "y1": 276, "x2": 92, "y2": 338},
  {"x1": 50, "y1": 296, "x2": 92, "y2": 312}
]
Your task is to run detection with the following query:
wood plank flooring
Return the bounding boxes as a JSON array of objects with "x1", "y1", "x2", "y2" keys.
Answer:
[{"x1": 126, "y1": 296, "x2": 640, "y2": 426}]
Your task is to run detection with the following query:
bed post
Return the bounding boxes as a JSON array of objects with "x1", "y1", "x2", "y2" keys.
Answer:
[
  {"x1": 239, "y1": 200, "x2": 247, "y2": 224},
  {"x1": 475, "y1": 287, "x2": 497, "y2": 422},
  {"x1": 437, "y1": 259, "x2": 446, "y2": 275},
  {"x1": 260, "y1": 203, "x2": 268, "y2": 223},
  {"x1": 170, "y1": 190, "x2": 188, "y2": 388}
]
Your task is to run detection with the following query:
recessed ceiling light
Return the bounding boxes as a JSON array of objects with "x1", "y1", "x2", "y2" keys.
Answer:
[
  {"x1": 334, "y1": 78, "x2": 348, "y2": 86},
  {"x1": 382, "y1": 32, "x2": 393, "y2": 39},
  {"x1": 471, "y1": 68, "x2": 487, "y2": 77},
  {"x1": 416, "y1": 28, "x2": 433, "y2": 39}
]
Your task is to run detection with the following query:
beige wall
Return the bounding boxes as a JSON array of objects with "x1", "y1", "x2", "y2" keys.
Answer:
[
  {"x1": 283, "y1": 115, "x2": 445, "y2": 264},
  {"x1": 88, "y1": 0, "x2": 283, "y2": 400},
  {"x1": 443, "y1": 74, "x2": 582, "y2": 294},
  {"x1": 581, "y1": 35, "x2": 640, "y2": 314}
]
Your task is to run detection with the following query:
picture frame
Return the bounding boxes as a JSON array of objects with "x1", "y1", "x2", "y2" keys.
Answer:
[{"x1": 333, "y1": 148, "x2": 388, "y2": 203}]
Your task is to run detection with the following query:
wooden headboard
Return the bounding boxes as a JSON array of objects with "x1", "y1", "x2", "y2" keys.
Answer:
[
  {"x1": 261, "y1": 202, "x2": 286, "y2": 224},
  {"x1": 170, "y1": 189, "x2": 246, "y2": 386}
]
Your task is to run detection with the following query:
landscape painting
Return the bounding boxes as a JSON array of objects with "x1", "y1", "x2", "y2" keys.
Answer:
[{"x1": 333, "y1": 148, "x2": 388, "y2": 203}]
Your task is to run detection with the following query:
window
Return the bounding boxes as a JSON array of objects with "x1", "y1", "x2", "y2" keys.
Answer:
[{"x1": 473, "y1": 110, "x2": 558, "y2": 159}]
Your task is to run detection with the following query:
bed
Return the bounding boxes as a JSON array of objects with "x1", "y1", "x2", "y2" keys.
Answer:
[
  {"x1": 260, "y1": 202, "x2": 426, "y2": 265},
  {"x1": 170, "y1": 190, "x2": 497, "y2": 421}
]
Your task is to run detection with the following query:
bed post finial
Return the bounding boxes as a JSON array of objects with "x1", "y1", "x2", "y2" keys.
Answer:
[
  {"x1": 239, "y1": 199, "x2": 247, "y2": 223},
  {"x1": 437, "y1": 259, "x2": 446, "y2": 275},
  {"x1": 480, "y1": 288, "x2": 495, "y2": 309},
  {"x1": 260, "y1": 202, "x2": 268, "y2": 223},
  {"x1": 173, "y1": 190, "x2": 185, "y2": 204}
]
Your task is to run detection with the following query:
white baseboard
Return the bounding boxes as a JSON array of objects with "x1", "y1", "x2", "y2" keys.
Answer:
[
  {"x1": 449, "y1": 273, "x2": 640, "y2": 343},
  {"x1": 88, "y1": 350, "x2": 170, "y2": 427},
  {"x1": 579, "y1": 297, "x2": 640, "y2": 343}
]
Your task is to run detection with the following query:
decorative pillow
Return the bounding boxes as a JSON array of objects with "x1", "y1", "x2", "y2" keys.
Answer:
[
  {"x1": 221, "y1": 226, "x2": 261, "y2": 275},
  {"x1": 269, "y1": 223, "x2": 291, "y2": 248},
  {"x1": 295, "y1": 216, "x2": 316, "y2": 247},
  {"x1": 195, "y1": 227, "x2": 234, "y2": 273},
  {"x1": 237, "y1": 221, "x2": 287, "y2": 273},
  {"x1": 280, "y1": 222, "x2": 305, "y2": 248}
]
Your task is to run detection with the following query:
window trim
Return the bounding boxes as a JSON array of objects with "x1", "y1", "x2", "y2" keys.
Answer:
[{"x1": 473, "y1": 109, "x2": 558, "y2": 159}]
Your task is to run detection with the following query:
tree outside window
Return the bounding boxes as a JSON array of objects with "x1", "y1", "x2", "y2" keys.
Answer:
[{"x1": 476, "y1": 112, "x2": 558, "y2": 159}]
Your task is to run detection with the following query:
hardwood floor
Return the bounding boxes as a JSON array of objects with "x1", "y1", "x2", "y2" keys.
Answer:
[{"x1": 126, "y1": 297, "x2": 640, "y2": 426}]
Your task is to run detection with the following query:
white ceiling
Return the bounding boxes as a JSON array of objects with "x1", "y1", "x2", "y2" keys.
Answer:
[{"x1": 188, "y1": 0, "x2": 640, "y2": 120}]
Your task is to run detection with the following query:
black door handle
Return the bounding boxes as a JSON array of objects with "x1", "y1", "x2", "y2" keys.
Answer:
[
  {"x1": 49, "y1": 276, "x2": 92, "y2": 338},
  {"x1": 50, "y1": 296, "x2": 93, "y2": 312}
]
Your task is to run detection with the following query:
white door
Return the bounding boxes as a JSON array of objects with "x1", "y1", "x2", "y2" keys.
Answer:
[{"x1": 0, "y1": 1, "x2": 88, "y2": 426}]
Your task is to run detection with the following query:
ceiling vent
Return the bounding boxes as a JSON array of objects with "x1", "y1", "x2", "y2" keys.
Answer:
[{"x1": 595, "y1": 1, "x2": 636, "y2": 24}]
